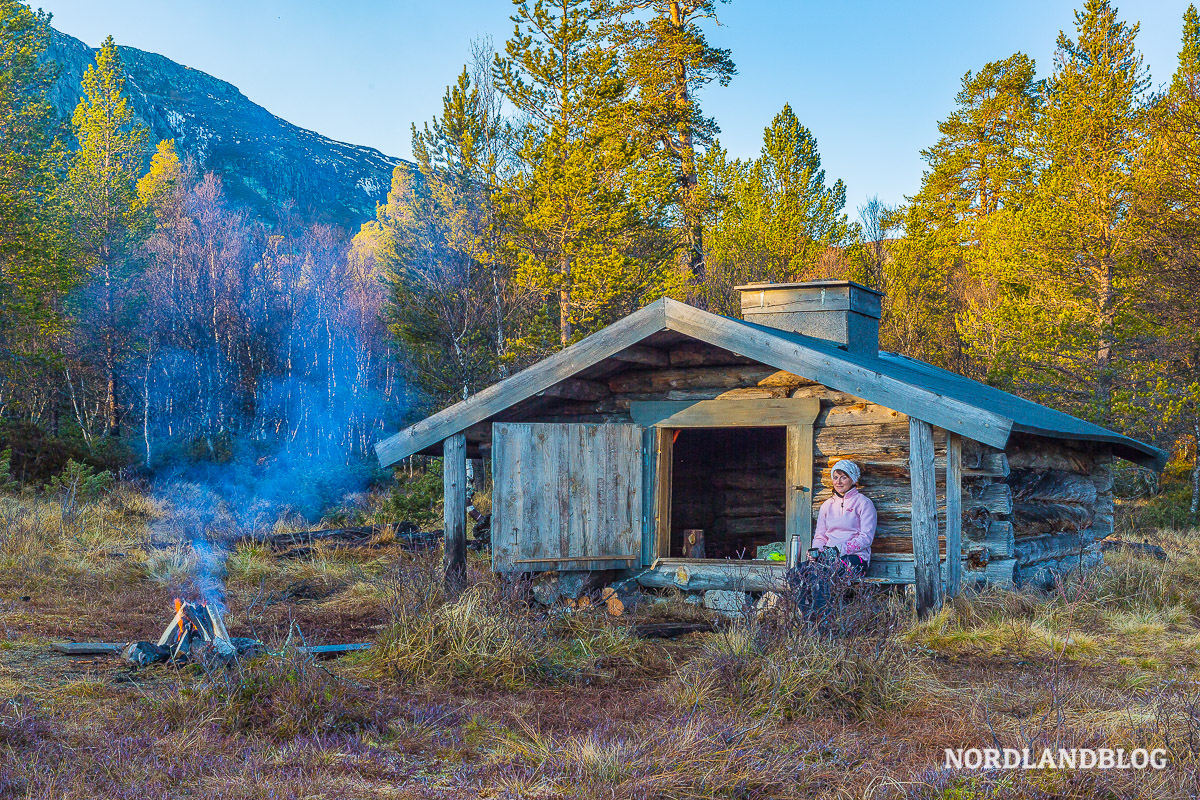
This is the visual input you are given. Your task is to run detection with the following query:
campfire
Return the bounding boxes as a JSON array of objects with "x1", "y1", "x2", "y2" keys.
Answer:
[{"x1": 121, "y1": 600, "x2": 263, "y2": 667}]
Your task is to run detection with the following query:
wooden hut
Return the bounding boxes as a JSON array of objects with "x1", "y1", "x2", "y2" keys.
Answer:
[{"x1": 375, "y1": 282, "x2": 1165, "y2": 614}]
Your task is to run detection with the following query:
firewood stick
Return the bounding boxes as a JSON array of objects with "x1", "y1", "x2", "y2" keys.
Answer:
[
  {"x1": 181, "y1": 606, "x2": 212, "y2": 642},
  {"x1": 206, "y1": 605, "x2": 232, "y2": 644},
  {"x1": 157, "y1": 607, "x2": 185, "y2": 647}
]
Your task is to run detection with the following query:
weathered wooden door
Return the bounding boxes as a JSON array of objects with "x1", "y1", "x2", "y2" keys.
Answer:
[{"x1": 492, "y1": 423, "x2": 644, "y2": 572}]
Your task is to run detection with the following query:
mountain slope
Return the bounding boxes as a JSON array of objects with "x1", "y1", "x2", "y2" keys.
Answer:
[{"x1": 45, "y1": 29, "x2": 408, "y2": 228}]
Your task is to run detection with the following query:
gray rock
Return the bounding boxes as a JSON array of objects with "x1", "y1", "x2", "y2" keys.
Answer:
[
  {"x1": 121, "y1": 641, "x2": 170, "y2": 667},
  {"x1": 532, "y1": 572, "x2": 561, "y2": 606},
  {"x1": 703, "y1": 590, "x2": 749, "y2": 613},
  {"x1": 557, "y1": 570, "x2": 617, "y2": 599}
]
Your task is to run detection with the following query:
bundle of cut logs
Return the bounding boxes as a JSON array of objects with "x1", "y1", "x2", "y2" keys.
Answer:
[{"x1": 121, "y1": 600, "x2": 263, "y2": 666}]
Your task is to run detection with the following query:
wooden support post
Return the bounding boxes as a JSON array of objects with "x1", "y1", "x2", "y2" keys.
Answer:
[
  {"x1": 909, "y1": 418, "x2": 942, "y2": 617},
  {"x1": 945, "y1": 432, "x2": 962, "y2": 598},
  {"x1": 443, "y1": 432, "x2": 467, "y2": 594},
  {"x1": 786, "y1": 423, "x2": 814, "y2": 568}
]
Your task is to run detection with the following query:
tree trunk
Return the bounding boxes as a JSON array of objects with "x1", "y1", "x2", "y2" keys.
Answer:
[
  {"x1": 1095, "y1": 248, "x2": 1115, "y2": 422},
  {"x1": 1191, "y1": 419, "x2": 1199, "y2": 522},
  {"x1": 559, "y1": 252, "x2": 572, "y2": 346},
  {"x1": 668, "y1": 1, "x2": 704, "y2": 291}
]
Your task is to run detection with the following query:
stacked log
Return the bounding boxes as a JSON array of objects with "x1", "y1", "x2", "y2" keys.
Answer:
[{"x1": 1005, "y1": 434, "x2": 1112, "y2": 588}]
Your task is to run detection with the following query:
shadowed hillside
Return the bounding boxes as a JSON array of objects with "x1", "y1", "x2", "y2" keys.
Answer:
[{"x1": 44, "y1": 28, "x2": 411, "y2": 227}]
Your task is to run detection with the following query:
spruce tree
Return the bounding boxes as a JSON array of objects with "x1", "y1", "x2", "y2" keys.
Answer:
[
  {"x1": 66, "y1": 36, "x2": 150, "y2": 437},
  {"x1": 607, "y1": 0, "x2": 735, "y2": 293},
  {"x1": 703, "y1": 105, "x2": 852, "y2": 315}
]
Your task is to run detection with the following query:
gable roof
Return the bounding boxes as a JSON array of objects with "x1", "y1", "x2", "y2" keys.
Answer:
[{"x1": 375, "y1": 297, "x2": 1166, "y2": 470}]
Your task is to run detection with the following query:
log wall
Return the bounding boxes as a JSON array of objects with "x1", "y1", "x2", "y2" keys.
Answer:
[{"x1": 1005, "y1": 434, "x2": 1113, "y2": 588}]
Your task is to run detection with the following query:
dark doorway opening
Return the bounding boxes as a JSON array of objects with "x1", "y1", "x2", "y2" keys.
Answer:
[{"x1": 669, "y1": 426, "x2": 786, "y2": 559}]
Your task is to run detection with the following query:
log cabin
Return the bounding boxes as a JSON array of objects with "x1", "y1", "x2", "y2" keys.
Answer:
[{"x1": 374, "y1": 281, "x2": 1166, "y2": 614}]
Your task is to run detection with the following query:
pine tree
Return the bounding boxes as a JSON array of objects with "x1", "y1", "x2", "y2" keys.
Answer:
[
  {"x1": 0, "y1": 0, "x2": 70, "y2": 420},
  {"x1": 892, "y1": 53, "x2": 1038, "y2": 370},
  {"x1": 984, "y1": 0, "x2": 1150, "y2": 423},
  {"x1": 703, "y1": 104, "x2": 852, "y2": 315},
  {"x1": 65, "y1": 36, "x2": 150, "y2": 437},
  {"x1": 375, "y1": 68, "x2": 508, "y2": 405},
  {"x1": 607, "y1": 0, "x2": 735, "y2": 293},
  {"x1": 1133, "y1": 4, "x2": 1200, "y2": 514},
  {"x1": 496, "y1": 0, "x2": 662, "y2": 347}
]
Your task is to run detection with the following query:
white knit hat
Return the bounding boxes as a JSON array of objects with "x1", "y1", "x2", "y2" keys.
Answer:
[{"x1": 831, "y1": 460, "x2": 861, "y2": 484}]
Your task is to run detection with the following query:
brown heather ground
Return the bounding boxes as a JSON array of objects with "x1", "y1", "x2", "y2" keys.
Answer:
[{"x1": 2, "y1": 486, "x2": 1200, "y2": 799}]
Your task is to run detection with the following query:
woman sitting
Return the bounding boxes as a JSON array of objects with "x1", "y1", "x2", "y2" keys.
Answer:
[
  {"x1": 810, "y1": 459, "x2": 878, "y2": 576},
  {"x1": 794, "y1": 460, "x2": 878, "y2": 616}
]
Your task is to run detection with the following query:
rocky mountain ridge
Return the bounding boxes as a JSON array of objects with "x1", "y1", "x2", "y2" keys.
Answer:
[{"x1": 45, "y1": 28, "x2": 409, "y2": 228}]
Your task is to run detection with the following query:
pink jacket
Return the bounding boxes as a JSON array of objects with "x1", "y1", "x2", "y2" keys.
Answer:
[{"x1": 813, "y1": 488, "x2": 878, "y2": 564}]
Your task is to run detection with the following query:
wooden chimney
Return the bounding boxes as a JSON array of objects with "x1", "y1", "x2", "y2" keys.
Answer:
[{"x1": 736, "y1": 280, "x2": 883, "y2": 357}]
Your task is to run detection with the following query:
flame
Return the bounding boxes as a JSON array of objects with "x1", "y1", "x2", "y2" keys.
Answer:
[{"x1": 175, "y1": 598, "x2": 184, "y2": 635}]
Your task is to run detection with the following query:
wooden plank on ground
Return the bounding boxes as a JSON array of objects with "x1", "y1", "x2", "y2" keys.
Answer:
[
  {"x1": 298, "y1": 643, "x2": 373, "y2": 655},
  {"x1": 51, "y1": 643, "x2": 124, "y2": 655}
]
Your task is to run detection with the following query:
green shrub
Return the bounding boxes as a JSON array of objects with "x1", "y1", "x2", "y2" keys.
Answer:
[
  {"x1": 46, "y1": 459, "x2": 114, "y2": 502},
  {"x1": 380, "y1": 459, "x2": 443, "y2": 529}
]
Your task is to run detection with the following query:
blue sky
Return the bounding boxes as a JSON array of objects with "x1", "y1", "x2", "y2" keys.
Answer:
[{"x1": 37, "y1": 0, "x2": 1195, "y2": 217}]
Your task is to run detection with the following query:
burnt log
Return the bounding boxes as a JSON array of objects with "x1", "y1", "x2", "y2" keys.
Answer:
[{"x1": 121, "y1": 641, "x2": 170, "y2": 667}]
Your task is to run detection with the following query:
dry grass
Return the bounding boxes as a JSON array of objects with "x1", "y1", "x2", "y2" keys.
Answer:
[
  {"x1": 5, "y1": 486, "x2": 1200, "y2": 798},
  {"x1": 669, "y1": 615, "x2": 933, "y2": 722},
  {"x1": 364, "y1": 568, "x2": 647, "y2": 689}
]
